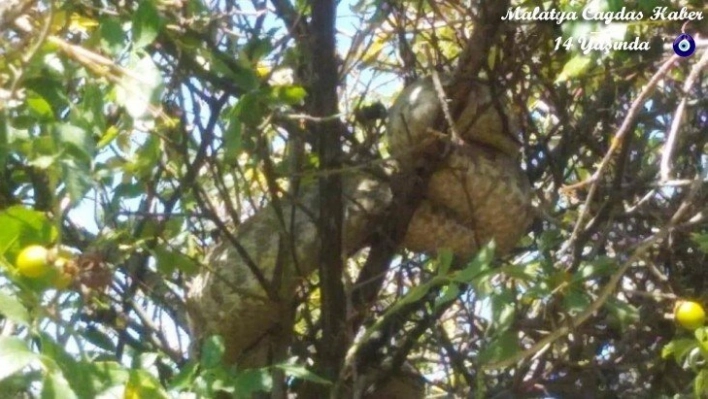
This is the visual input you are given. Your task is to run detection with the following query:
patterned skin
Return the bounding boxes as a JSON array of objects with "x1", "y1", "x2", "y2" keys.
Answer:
[{"x1": 388, "y1": 76, "x2": 532, "y2": 258}]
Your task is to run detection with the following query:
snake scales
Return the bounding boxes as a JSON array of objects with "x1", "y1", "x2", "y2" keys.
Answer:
[{"x1": 186, "y1": 76, "x2": 532, "y2": 397}]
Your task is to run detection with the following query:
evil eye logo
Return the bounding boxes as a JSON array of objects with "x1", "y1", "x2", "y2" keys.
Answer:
[{"x1": 673, "y1": 34, "x2": 696, "y2": 57}]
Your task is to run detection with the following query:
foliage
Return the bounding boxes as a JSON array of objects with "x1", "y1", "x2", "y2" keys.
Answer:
[{"x1": 0, "y1": 0, "x2": 707, "y2": 397}]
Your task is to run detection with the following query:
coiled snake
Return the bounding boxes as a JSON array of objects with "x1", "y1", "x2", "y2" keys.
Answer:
[{"x1": 186, "y1": 76, "x2": 533, "y2": 397}]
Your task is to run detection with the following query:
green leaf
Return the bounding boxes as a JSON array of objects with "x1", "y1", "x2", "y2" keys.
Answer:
[
  {"x1": 604, "y1": 298, "x2": 640, "y2": 332},
  {"x1": 398, "y1": 283, "x2": 432, "y2": 306},
  {"x1": 478, "y1": 331, "x2": 519, "y2": 365},
  {"x1": 199, "y1": 47, "x2": 259, "y2": 91},
  {"x1": 0, "y1": 116, "x2": 8, "y2": 170},
  {"x1": 55, "y1": 124, "x2": 92, "y2": 163},
  {"x1": 39, "y1": 330, "x2": 130, "y2": 396},
  {"x1": 169, "y1": 361, "x2": 199, "y2": 390},
  {"x1": 30, "y1": 155, "x2": 57, "y2": 169},
  {"x1": 201, "y1": 336, "x2": 226, "y2": 369},
  {"x1": 234, "y1": 93, "x2": 266, "y2": 127},
  {"x1": 0, "y1": 337, "x2": 38, "y2": 382},
  {"x1": 31, "y1": 135, "x2": 59, "y2": 158},
  {"x1": 125, "y1": 370, "x2": 169, "y2": 399},
  {"x1": 244, "y1": 37, "x2": 273, "y2": 61},
  {"x1": 273, "y1": 85, "x2": 307, "y2": 105},
  {"x1": 490, "y1": 290, "x2": 516, "y2": 333},
  {"x1": 454, "y1": 244, "x2": 494, "y2": 283},
  {"x1": 126, "y1": 135, "x2": 161, "y2": 179},
  {"x1": 27, "y1": 95, "x2": 55, "y2": 120},
  {"x1": 606, "y1": 0, "x2": 623, "y2": 12},
  {"x1": 114, "y1": 182, "x2": 144, "y2": 200},
  {"x1": 39, "y1": 333, "x2": 130, "y2": 396},
  {"x1": 232, "y1": 368, "x2": 272, "y2": 396},
  {"x1": 230, "y1": 66, "x2": 259, "y2": 92},
  {"x1": 97, "y1": 126, "x2": 120, "y2": 149},
  {"x1": 574, "y1": 257, "x2": 614, "y2": 282},
  {"x1": 41, "y1": 370, "x2": 78, "y2": 399},
  {"x1": 501, "y1": 261, "x2": 538, "y2": 282},
  {"x1": 73, "y1": 84, "x2": 106, "y2": 136},
  {"x1": 82, "y1": 326, "x2": 117, "y2": 352},
  {"x1": 692, "y1": 232, "x2": 708, "y2": 254},
  {"x1": 23, "y1": 78, "x2": 69, "y2": 118},
  {"x1": 274, "y1": 364, "x2": 330, "y2": 385},
  {"x1": 563, "y1": 289, "x2": 591, "y2": 316},
  {"x1": 695, "y1": 327, "x2": 708, "y2": 353},
  {"x1": 0, "y1": 371, "x2": 40, "y2": 397},
  {"x1": 555, "y1": 55, "x2": 592, "y2": 83},
  {"x1": 696, "y1": 369, "x2": 708, "y2": 397},
  {"x1": 0, "y1": 206, "x2": 57, "y2": 263},
  {"x1": 62, "y1": 159, "x2": 93, "y2": 207},
  {"x1": 89, "y1": 361, "x2": 130, "y2": 390},
  {"x1": 686, "y1": 347, "x2": 703, "y2": 369},
  {"x1": 661, "y1": 338, "x2": 696, "y2": 362},
  {"x1": 224, "y1": 114, "x2": 243, "y2": 163},
  {"x1": 0, "y1": 291, "x2": 30, "y2": 326},
  {"x1": 132, "y1": 0, "x2": 161, "y2": 49},
  {"x1": 116, "y1": 56, "x2": 164, "y2": 120},
  {"x1": 435, "y1": 284, "x2": 460, "y2": 309},
  {"x1": 436, "y1": 249, "x2": 454, "y2": 277},
  {"x1": 99, "y1": 17, "x2": 125, "y2": 55},
  {"x1": 151, "y1": 245, "x2": 198, "y2": 275},
  {"x1": 538, "y1": 229, "x2": 563, "y2": 252},
  {"x1": 163, "y1": 216, "x2": 186, "y2": 239},
  {"x1": 38, "y1": 335, "x2": 97, "y2": 397}
]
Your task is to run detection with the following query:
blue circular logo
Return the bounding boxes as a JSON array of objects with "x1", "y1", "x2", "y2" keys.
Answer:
[{"x1": 673, "y1": 34, "x2": 696, "y2": 57}]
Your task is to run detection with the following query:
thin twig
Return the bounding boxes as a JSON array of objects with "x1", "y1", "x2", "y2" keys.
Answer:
[
  {"x1": 560, "y1": 54, "x2": 680, "y2": 256},
  {"x1": 6, "y1": 0, "x2": 53, "y2": 108},
  {"x1": 431, "y1": 70, "x2": 461, "y2": 142},
  {"x1": 660, "y1": 43, "x2": 708, "y2": 181},
  {"x1": 484, "y1": 168, "x2": 705, "y2": 370}
]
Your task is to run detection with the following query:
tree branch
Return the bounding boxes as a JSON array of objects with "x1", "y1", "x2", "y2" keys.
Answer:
[{"x1": 309, "y1": 0, "x2": 347, "y2": 393}]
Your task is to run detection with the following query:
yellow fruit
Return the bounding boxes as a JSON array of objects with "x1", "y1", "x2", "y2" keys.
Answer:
[
  {"x1": 15, "y1": 245, "x2": 50, "y2": 278},
  {"x1": 675, "y1": 300, "x2": 706, "y2": 330}
]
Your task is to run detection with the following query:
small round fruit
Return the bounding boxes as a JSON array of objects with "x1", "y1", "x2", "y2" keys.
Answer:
[
  {"x1": 15, "y1": 245, "x2": 50, "y2": 278},
  {"x1": 675, "y1": 300, "x2": 706, "y2": 330}
]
